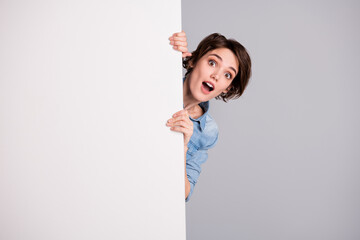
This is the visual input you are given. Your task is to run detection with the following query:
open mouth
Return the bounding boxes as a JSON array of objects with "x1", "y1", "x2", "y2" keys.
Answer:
[{"x1": 202, "y1": 81, "x2": 214, "y2": 92}]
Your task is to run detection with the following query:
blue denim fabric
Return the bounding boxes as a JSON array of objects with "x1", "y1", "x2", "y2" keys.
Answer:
[{"x1": 183, "y1": 78, "x2": 219, "y2": 202}]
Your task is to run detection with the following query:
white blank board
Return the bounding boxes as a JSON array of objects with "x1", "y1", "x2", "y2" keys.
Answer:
[{"x1": 0, "y1": 1, "x2": 185, "y2": 239}]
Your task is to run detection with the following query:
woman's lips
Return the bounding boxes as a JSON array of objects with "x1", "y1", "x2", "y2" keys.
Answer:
[
  {"x1": 201, "y1": 82, "x2": 211, "y2": 94},
  {"x1": 203, "y1": 81, "x2": 215, "y2": 91},
  {"x1": 201, "y1": 81, "x2": 215, "y2": 95}
]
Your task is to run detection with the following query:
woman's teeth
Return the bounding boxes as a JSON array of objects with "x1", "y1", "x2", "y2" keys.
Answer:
[
  {"x1": 203, "y1": 82, "x2": 214, "y2": 91},
  {"x1": 205, "y1": 82, "x2": 214, "y2": 90}
]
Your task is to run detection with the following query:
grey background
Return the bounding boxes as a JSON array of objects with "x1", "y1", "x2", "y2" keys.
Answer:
[{"x1": 182, "y1": 1, "x2": 360, "y2": 239}]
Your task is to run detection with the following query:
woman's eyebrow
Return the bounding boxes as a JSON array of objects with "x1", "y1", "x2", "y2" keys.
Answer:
[{"x1": 209, "y1": 54, "x2": 237, "y2": 75}]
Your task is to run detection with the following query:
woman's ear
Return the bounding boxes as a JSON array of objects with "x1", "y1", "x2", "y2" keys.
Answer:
[
  {"x1": 188, "y1": 60, "x2": 194, "y2": 68},
  {"x1": 222, "y1": 85, "x2": 232, "y2": 94}
]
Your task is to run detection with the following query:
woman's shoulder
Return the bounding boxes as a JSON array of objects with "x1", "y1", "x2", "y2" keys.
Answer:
[
  {"x1": 202, "y1": 113, "x2": 219, "y2": 149},
  {"x1": 187, "y1": 112, "x2": 219, "y2": 154},
  {"x1": 204, "y1": 113, "x2": 218, "y2": 135}
]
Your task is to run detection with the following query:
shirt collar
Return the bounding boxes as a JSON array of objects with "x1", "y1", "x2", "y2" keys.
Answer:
[{"x1": 189, "y1": 101, "x2": 209, "y2": 131}]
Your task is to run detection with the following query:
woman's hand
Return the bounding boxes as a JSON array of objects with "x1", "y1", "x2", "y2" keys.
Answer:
[
  {"x1": 169, "y1": 31, "x2": 192, "y2": 58},
  {"x1": 166, "y1": 109, "x2": 193, "y2": 146}
]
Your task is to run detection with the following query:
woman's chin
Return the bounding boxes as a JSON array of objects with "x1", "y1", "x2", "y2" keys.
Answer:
[
  {"x1": 194, "y1": 92, "x2": 213, "y2": 103},
  {"x1": 188, "y1": 84, "x2": 214, "y2": 102},
  {"x1": 196, "y1": 85, "x2": 215, "y2": 101}
]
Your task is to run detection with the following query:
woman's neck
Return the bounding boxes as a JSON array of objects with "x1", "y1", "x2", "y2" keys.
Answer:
[{"x1": 183, "y1": 75, "x2": 201, "y2": 111}]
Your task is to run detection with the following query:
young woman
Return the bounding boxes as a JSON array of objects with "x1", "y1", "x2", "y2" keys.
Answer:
[{"x1": 167, "y1": 31, "x2": 251, "y2": 201}]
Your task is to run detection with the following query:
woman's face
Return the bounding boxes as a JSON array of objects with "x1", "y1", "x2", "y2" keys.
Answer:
[{"x1": 188, "y1": 48, "x2": 239, "y2": 102}]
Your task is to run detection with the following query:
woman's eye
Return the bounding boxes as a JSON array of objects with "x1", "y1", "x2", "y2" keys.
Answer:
[
  {"x1": 208, "y1": 60, "x2": 216, "y2": 67},
  {"x1": 225, "y1": 72, "x2": 232, "y2": 79}
]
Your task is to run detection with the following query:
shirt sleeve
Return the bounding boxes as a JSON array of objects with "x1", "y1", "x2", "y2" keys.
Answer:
[{"x1": 185, "y1": 132, "x2": 219, "y2": 202}]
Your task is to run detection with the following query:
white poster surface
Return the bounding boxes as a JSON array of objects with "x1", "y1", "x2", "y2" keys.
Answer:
[{"x1": 0, "y1": 1, "x2": 185, "y2": 239}]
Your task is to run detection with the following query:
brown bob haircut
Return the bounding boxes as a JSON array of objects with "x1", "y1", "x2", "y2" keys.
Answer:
[{"x1": 183, "y1": 33, "x2": 252, "y2": 102}]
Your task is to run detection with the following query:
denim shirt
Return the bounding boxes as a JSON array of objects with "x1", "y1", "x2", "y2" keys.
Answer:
[{"x1": 184, "y1": 80, "x2": 219, "y2": 202}]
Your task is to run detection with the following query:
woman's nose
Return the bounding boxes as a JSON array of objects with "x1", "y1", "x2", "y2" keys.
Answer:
[{"x1": 210, "y1": 73, "x2": 219, "y2": 81}]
